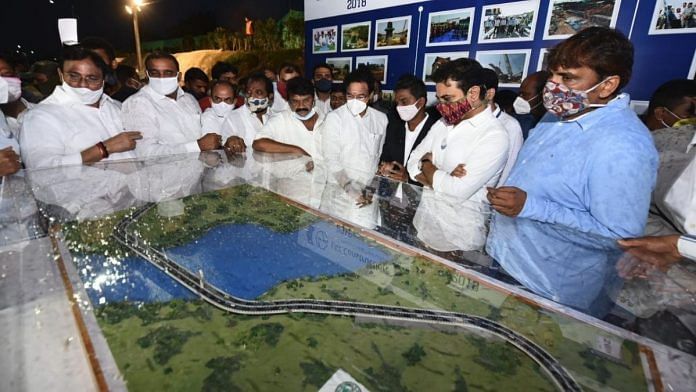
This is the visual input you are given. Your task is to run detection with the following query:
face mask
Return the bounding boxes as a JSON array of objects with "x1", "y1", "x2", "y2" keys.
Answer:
[
  {"x1": 542, "y1": 79, "x2": 608, "y2": 118},
  {"x1": 513, "y1": 94, "x2": 540, "y2": 115},
  {"x1": 247, "y1": 97, "x2": 269, "y2": 113},
  {"x1": 105, "y1": 71, "x2": 119, "y2": 87},
  {"x1": 148, "y1": 73, "x2": 179, "y2": 96},
  {"x1": 436, "y1": 98, "x2": 473, "y2": 125},
  {"x1": 672, "y1": 117, "x2": 696, "y2": 128},
  {"x1": 293, "y1": 107, "x2": 316, "y2": 121},
  {"x1": 63, "y1": 81, "x2": 103, "y2": 105},
  {"x1": 212, "y1": 101, "x2": 235, "y2": 117},
  {"x1": 277, "y1": 81, "x2": 288, "y2": 100},
  {"x1": 346, "y1": 99, "x2": 367, "y2": 116},
  {"x1": 3, "y1": 77, "x2": 22, "y2": 102},
  {"x1": 396, "y1": 100, "x2": 421, "y2": 122},
  {"x1": 315, "y1": 78, "x2": 332, "y2": 93}
]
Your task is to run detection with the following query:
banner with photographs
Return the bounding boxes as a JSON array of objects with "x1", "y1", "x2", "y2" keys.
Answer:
[
  {"x1": 425, "y1": 8, "x2": 475, "y2": 47},
  {"x1": 543, "y1": 0, "x2": 622, "y2": 39},
  {"x1": 690, "y1": 49, "x2": 696, "y2": 78},
  {"x1": 356, "y1": 55, "x2": 389, "y2": 83},
  {"x1": 476, "y1": 49, "x2": 532, "y2": 87},
  {"x1": 422, "y1": 52, "x2": 470, "y2": 85},
  {"x1": 341, "y1": 21, "x2": 371, "y2": 52},
  {"x1": 326, "y1": 57, "x2": 352, "y2": 81},
  {"x1": 479, "y1": 0, "x2": 539, "y2": 43},
  {"x1": 537, "y1": 48, "x2": 550, "y2": 71},
  {"x1": 649, "y1": 0, "x2": 696, "y2": 35},
  {"x1": 375, "y1": 16, "x2": 412, "y2": 49},
  {"x1": 312, "y1": 26, "x2": 338, "y2": 54}
]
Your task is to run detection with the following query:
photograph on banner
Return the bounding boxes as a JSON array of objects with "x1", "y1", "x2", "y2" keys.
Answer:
[
  {"x1": 382, "y1": 90, "x2": 395, "y2": 103},
  {"x1": 537, "y1": 48, "x2": 550, "y2": 71},
  {"x1": 543, "y1": 0, "x2": 622, "y2": 39},
  {"x1": 425, "y1": 7, "x2": 475, "y2": 47},
  {"x1": 479, "y1": 0, "x2": 539, "y2": 43},
  {"x1": 649, "y1": 0, "x2": 696, "y2": 35},
  {"x1": 341, "y1": 21, "x2": 371, "y2": 52},
  {"x1": 325, "y1": 57, "x2": 352, "y2": 81},
  {"x1": 375, "y1": 15, "x2": 412, "y2": 49},
  {"x1": 312, "y1": 26, "x2": 338, "y2": 54},
  {"x1": 689, "y1": 49, "x2": 696, "y2": 78},
  {"x1": 476, "y1": 49, "x2": 531, "y2": 87},
  {"x1": 422, "y1": 51, "x2": 470, "y2": 85},
  {"x1": 356, "y1": 55, "x2": 388, "y2": 83}
]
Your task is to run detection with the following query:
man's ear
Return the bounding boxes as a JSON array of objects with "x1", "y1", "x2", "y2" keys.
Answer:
[
  {"x1": 467, "y1": 85, "x2": 482, "y2": 101},
  {"x1": 485, "y1": 88, "x2": 495, "y2": 102},
  {"x1": 598, "y1": 75, "x2": 620, "y2": 99},
  {"x1": 653, "y1": 106, "x2": 667, "y2": 122}
]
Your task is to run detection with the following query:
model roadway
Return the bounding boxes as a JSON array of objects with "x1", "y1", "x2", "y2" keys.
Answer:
[{"x1": 111, "y1": 204, "x2": 582, "y2": 392}]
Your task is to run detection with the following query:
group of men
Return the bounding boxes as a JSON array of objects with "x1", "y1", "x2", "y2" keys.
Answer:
[{"x1": 0, "y1": 26, "x2": 694, "y2": 316}]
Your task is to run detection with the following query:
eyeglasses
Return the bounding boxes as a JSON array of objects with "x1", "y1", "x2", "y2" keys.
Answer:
[
  {"x1": 63, "y1": 71, "x2": 104, "y2": 87},
  {"x1": 346, "y1": 94, "x2": 368, "y2": 100}
]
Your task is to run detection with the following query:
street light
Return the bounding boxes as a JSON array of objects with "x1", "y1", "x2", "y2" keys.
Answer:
[{"x1": 125, "y1": 0, "x2": 146, "y2": 75}]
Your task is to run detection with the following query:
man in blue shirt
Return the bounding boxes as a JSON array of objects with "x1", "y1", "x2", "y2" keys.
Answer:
[{"x1": 485, "y1": 27, "x2": 659, "y2": 315}]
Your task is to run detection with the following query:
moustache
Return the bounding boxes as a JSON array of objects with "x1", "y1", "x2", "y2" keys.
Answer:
[{"x1": 295, "y1": 108, "x2": 310, "y2": 113}]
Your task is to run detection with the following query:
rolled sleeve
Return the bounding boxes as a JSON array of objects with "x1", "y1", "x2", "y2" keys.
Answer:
[{"x1": 678, "y1": 235, "x2": 696, "y2": 261}]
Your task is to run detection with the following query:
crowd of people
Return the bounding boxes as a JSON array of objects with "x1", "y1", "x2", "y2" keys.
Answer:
[{"x1": 0, "y1": 27, "x2": 694, "y2": 318}]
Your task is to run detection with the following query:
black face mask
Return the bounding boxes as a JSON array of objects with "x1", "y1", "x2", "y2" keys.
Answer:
[
  {"x1": 314, "y1": 78, "x2": 332, "y2": 93},
  {"x1": 105, "y1": 71, "x2": 119, "y2": 87}
]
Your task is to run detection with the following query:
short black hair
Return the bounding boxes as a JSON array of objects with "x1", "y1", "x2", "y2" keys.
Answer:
[
  {"x1": 246, "y1": 72, "x2": 273, "y2": 96},
  {"x1": 211, "y1": 61, "x2": 238, "y2": 80},
  {"x1": 495, "y1": 89, "x2": 518, "y2": 113},
  {"x1": 145, "y1": 51, "x2": 179, "y2": 71},
  {"x1": 432, "y1": 58, "x2": 485, "y2": 99},
  {"x1": 60, "y1": 45, "x2": 110, "y2": 77},
  {"x1": 278, "y1": 62, "x2": 301, "y2": 75},
  {"x1": 210, "y1": 79, "x2": 235, "y2": 95},
  {"x1": 647, "y1": 79, "x2": 696, "y2": 115},
  {"x1": 312, "y1": 63, "x2": 332, "y2": 76},
  {"x1": 345, "y1": 67, "x2": 375, "y2": 94},
  {"x1": 286, "y1": 77, "x2": 315, "y2": 97},
  {"x1": 548, "y1": 27, "x2": 633, "y2": 91},
  {"x1": 80, "y1": 37, "x2": 116, "y2": 64},
  {"x1": 0, "y1": 53, "x2": 16, "y2": 70},
  {"x1": 184, "y1": 67, "x2": 209, "y2": 83},
  {"x1": 394, "y1": 74, "x2": 426, "y2": 100},
  {"x1": 115, "y1": 64, "x2": 137, "y2": 84},
  {"x1": 480, "y1": 68, "x2": 499, "y2": 92},
  {"x1": 331, "y1": 83, "x2": 346, "y2": 94}
]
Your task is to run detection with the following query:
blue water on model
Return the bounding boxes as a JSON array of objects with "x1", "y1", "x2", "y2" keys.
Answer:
[{"x1": 75, "y1": 221, "x2": 391, "y2": 305}]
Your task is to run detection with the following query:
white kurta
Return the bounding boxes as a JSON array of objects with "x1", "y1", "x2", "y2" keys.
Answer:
[
  {"x1": 254, "y1": 110, "x2": 324, "y2": 159},
  {"x1": 492, "y1": 104, "x2": 523, "y2": 186},
  {"x1": 220, "y1": 104, "x2": 270, "y2": 148},
  {"x1": 407, "y1": 109, "x2": 509, "y2": 251},
  {"x1": 200, "y1": 107, "x2": 226, "y2": 134},
  {"x1": 20, "y1": 86, "x2": 134, "y2": 169},
  {"x1": 314, "y1": 94, "x2": 332, "y2": 117},
  {"x1": 121, "y1": 85, "x2": 203, "y2": 157},
  {"x1": 664, "y1": 135, "x2": 696, "y2": 236}
]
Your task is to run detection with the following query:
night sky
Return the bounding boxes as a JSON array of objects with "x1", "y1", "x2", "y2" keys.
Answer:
[{"x1": 1, "y1": 0, "x2": 304, "y2": 60}]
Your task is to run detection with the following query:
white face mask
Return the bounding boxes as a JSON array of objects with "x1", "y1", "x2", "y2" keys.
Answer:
[
  {"x1": 147, "y1": 72, "x2": 179, "y2": 96},
  {"x1": 63, "y1": 81, "x2": 103, "y2": 105},
  {"x1": 513, "y1": 96, "x2": 531, "y2": 115},
  {"x1": 396, "y1": 100, "x2": 421, "y2": 122},
  {"x1": 346, "y1": 99, "x2": 367, "y2": 116},
  {"x1": 212, "y1": 101, "x2": 235, "y2": 117},
  {"x1": 293, "y1": 107, "x2": 316, "y2": 121},
  {"x1": 3, "y1": 77, "x2": 22, "y2": 102}
]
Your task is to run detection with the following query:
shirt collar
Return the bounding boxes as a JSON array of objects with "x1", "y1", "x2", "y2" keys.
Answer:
[
  {"x1": 491, "y1": 104, "x2": 502, "y2": 118},
  {"x1": 460, "y1": 106, "x2": 495, "y2": 128},
  {"x1": 561, "y1": 93, "x2": 630, "y2": 131}
]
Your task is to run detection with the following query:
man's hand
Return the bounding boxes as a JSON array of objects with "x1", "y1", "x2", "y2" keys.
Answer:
[
  {"x1": 450, "y1": 163, "x2": 467, "y2": 178},
  {"x1": 487, "y1": 186, "x2": 527, "y2": 217},
  {"x1": 104, "y1": 131, "x2": 142, "y2": 153},
  {"x1": 198, "y1": 133, "x2": 223, "y2": 151},
  {"x1": 224, "y1": 136, "x2": 246, "y2": 153},
  {"x1": 617, "y1": 235, "x2": 682, "y2": 273},
  {"x1": 199, "y1": 151, "x2": 222, "y2": 167},
  {"x1": 0, "y1": 147, "x2": 21, "y2": 176},
  {"x1": 379, "y1": 161, "x2": 407, "y2": 182}
]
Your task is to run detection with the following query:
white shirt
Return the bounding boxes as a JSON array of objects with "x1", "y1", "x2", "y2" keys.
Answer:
[
  {"x1": 200, "y1": 107, "x2": 226, "y2": 134},
  {"x1": 3, "y1": 98, "x2": 34, "y2": 139},
  {"x1": 255, "y1": 110, "x2": 324, "y2": 158},
  {"x1": 321, "y1": 105, "x2": 388, "y2": 185},
  {"x1": 121, "y1": 85, "x2": 202, "y2": 158},
  {"x1": 403, "y1": 113, "x2": 428, "y2": 164},
  {"x1": 0, "y1": 112, "x2": 18, "y2": 151},
  {"x1": 664, "y1": 135, "x2": 696, "y2": 236},
  {"x1": 492, "y1": 104, "x2": 523, "y2": 186},
  {"x1": 314, "y1": 93, "x2": 332, "y2": 117},
  {"x1": 20, "y1": 86, "x2": 134, "y2": 169},
  {"x1": 221, "y1": 104, "x2": 270, "y2": 148},
  {"x1": 407, "y1": 109, "x2": 509, "y2": 251}
]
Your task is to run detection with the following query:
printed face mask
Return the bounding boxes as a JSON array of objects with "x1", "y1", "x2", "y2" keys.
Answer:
[
  {"x1": 436, "y1": 98, "x2": 473, "y2": 125},
  {"x1": 542, "y1": 78, "x2": 609, "y2": 118},
  {"x1": 247, "y1": 97, "x2": 269, "y2": 113}
]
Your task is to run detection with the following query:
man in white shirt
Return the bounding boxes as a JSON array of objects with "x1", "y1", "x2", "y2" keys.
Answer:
[
  {"x1": 312, "y1": 63, "x2": 333, "y2": 116},
  {"x1": 270, "y1": 63, "x2": 301, "y2": 114},
  {"x1": 201, "y1": 81, "x2": 236, "y2": 134},
  {"x1": 253, "y1": 77, "x2": 324, "y2": 159},
  {"x1": 0, "y1": 55, "x2": 33, "y2": 138},
  {"x1": 0, "y1": 75, "x2": 20, "y2": 176},
  {"x1": 20, "y1": 47, "x2": 141, "y2": 169},
  {"x1": 406, "y1": 60, "x2": 509, "y2": 252},
  {"x1": 222, "y1": 73, "x2": 274, "y2": 152},
  {"x1": 121, "y1": 51, "x2": 221, "y2": 158},
  {"x1": 481, "y1": 68, "x2": 523, "y2": 185},
  {"x1": 321, "y1": 70, "x2": 388, "y2": 228}
]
